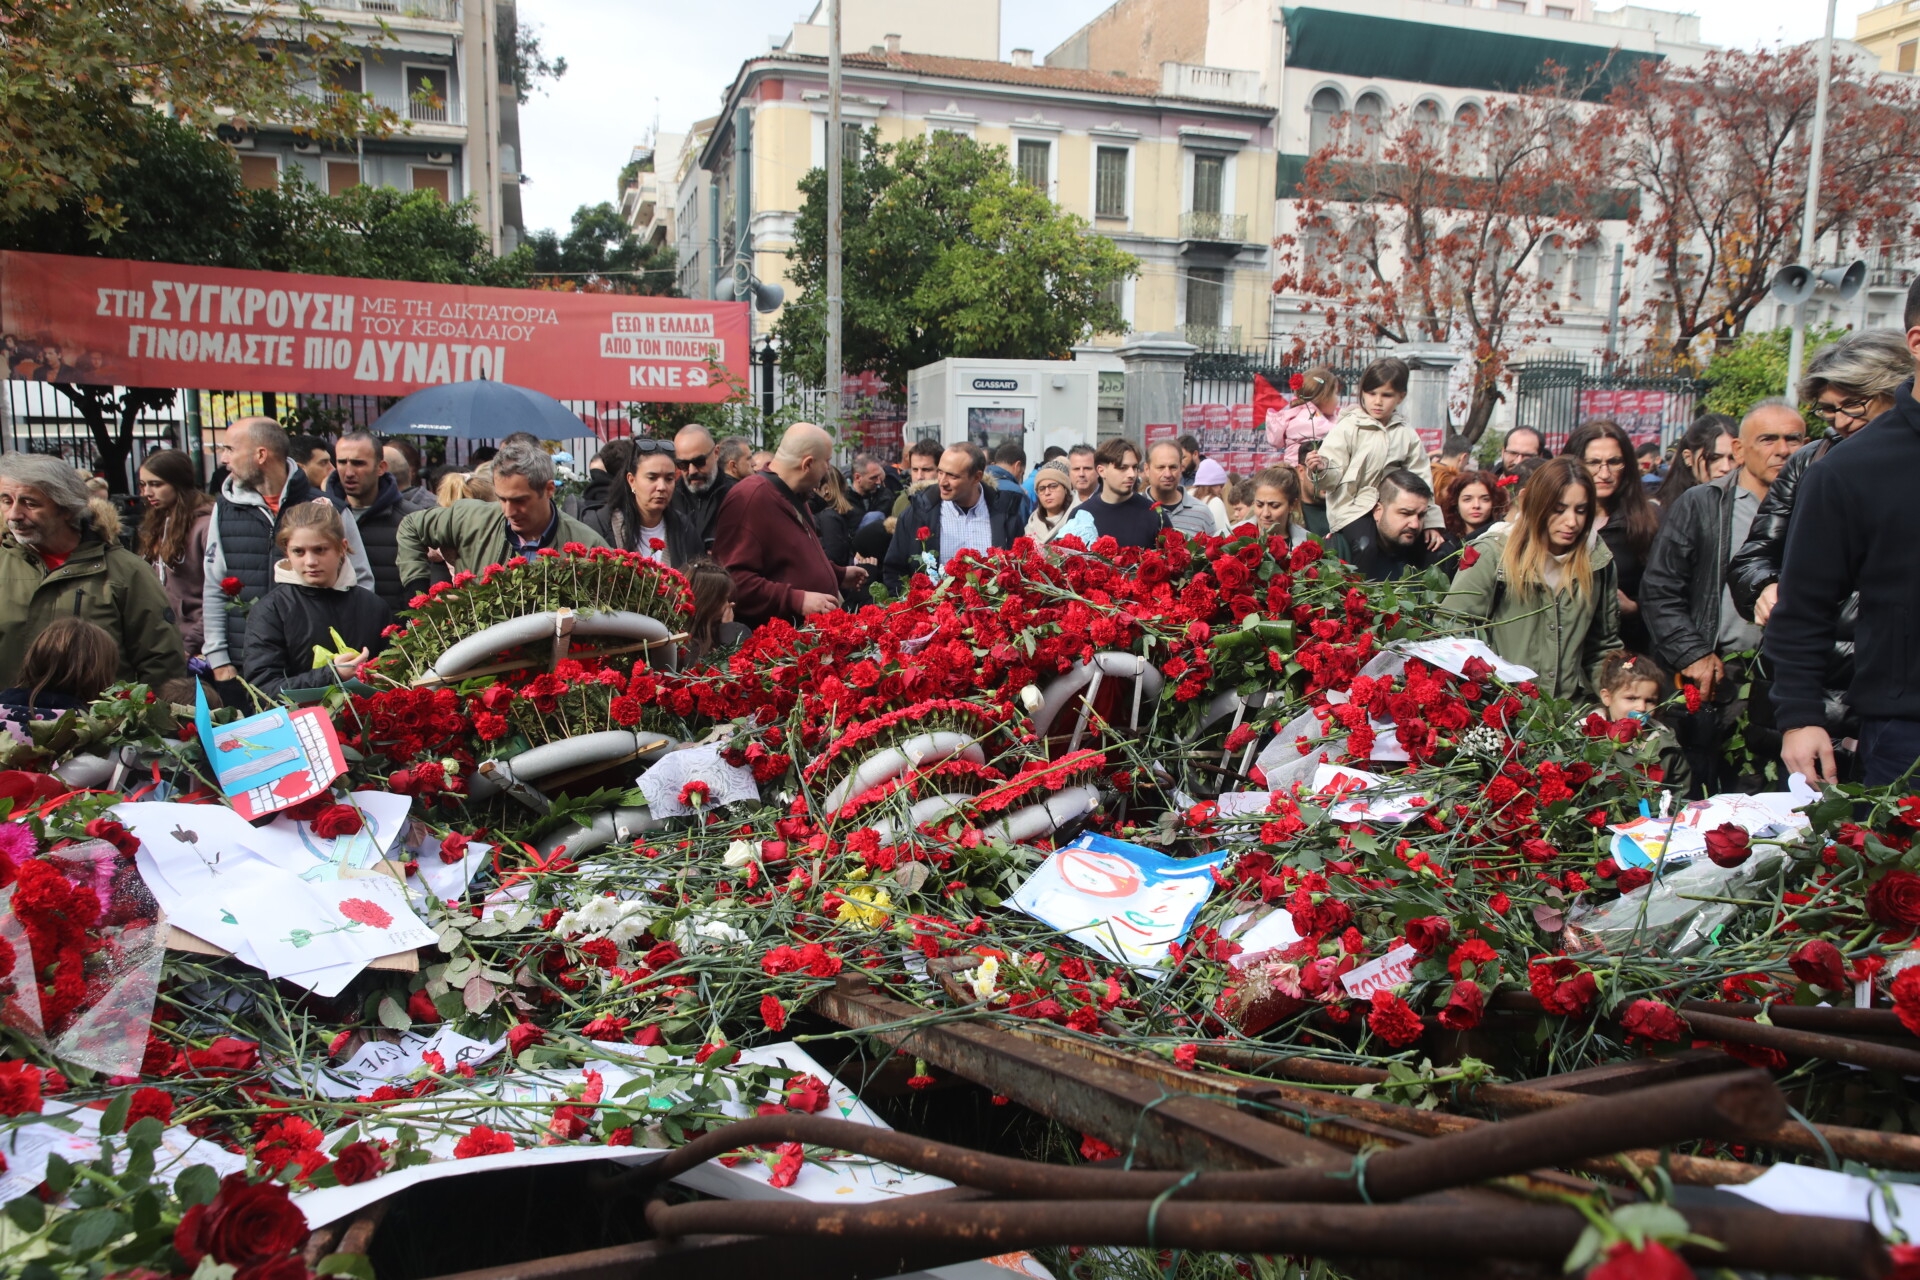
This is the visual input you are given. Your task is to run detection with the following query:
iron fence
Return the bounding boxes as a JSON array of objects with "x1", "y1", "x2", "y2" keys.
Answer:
[
  {"x1": 1512, "y1": 358, "x2": 1708, "y2": 454},
  {"x1": 1184, "y1": 342, "x2": 1370, "y2": 409}
]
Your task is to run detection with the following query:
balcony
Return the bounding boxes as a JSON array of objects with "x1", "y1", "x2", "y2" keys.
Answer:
[
  {"x1": 324, "y1": 87, "x2": 464, "y2": 128},
  {"x1": 314, "y1": 0, "x2": 461, "y2": 23},
  {"x1": 1160, "y1": 62, "x2": 1263, "y2": 105},
  {"x1": 1180, "y1": 211, "x2": 1248, "y2": 242},
  {"x1": 1180, "y1": 323, "x2": 1242, "y2": 348}
]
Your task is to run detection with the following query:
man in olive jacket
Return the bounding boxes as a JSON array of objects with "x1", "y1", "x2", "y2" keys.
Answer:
[
  {"x1": 397, "y1": 440, "x2": 605, "y2": 593},
  {"x1": 0, "y1": 453, "x2": 186, "y2": 688}
]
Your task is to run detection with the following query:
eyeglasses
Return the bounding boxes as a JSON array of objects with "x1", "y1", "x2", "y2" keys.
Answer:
[
  {"x1": 673, "y1": 452, "x2": 711, "y2": 470},
  {"x1": 1812, "y1": 396, "x2": 1873, "y2": 421},
  {"x1": 1583, "y1": 456, "x2": 1627, "y2": 473}
]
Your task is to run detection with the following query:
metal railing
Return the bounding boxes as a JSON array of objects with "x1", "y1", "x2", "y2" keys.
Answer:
[
  {"x1": 1179, "y1": 323, "x2": 1243, "y2": 348},
  {"x1": 1179, "y1": 211, "x2": 1248, "y2": 242},
  {"x1": 314, "y1": 0, "x2": 461, "y2": 22},
  {"x1": 323, "y1": 87, "x2": 463, "y2": 126}
]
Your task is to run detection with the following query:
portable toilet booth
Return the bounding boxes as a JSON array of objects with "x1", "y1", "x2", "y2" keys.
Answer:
[{"x1": 905, "y1": 358, "x2": 1099, "y2": 466}]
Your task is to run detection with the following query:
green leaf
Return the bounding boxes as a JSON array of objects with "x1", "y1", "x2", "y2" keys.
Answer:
[
  {"x1": 175, "y1": 1163, "x2": 221, "y2": 1207},
  {"x1": 1611, "y1": 1203, "x2": 1690, "y2": 1243},
  {"x1": 99, "y1": 1092, "x2": 132, "y2": 1136},
  {"x1": 127, "y1": 1116, "x2": 164, "y2": 1151},
  {"x1": 317, "y1": 1254, "x2": 376, "y2": 1280},
  {"x1": 7, "y1": 1195, "x2": 46, "y2": 1232},
  {"x1": 43, "y1": 1152, "x2": 74, "y2": 1196},
  {"x1": 68, "y1": 1207, "x2": 127, "y2": 1254},
  {"x1": 377, "y1": 996, "x2": 411, "y2": 1031}
]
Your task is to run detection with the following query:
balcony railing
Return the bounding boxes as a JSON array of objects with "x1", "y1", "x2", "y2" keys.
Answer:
[
  {"x1": 315, "y1": 0, "x2": 462, "y2": 22},
  {"x1": 1180, "y1": 211, "x2": 1248, "y2": 242},
  {"x1": 1160, "y1": 62, "x2": 1262, "y2": 105},
  {"x1": 324, "y1": 87, "x2": 464, "y2": 126},
  {"x1": 1180, "y1": 323, "x2": 1242, "y2": 347}
]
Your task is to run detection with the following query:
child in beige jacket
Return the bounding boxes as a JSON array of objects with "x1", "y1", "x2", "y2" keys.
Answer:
[{"x1": 1307, "y1": 356, "x2": 1445, "y2": 545}]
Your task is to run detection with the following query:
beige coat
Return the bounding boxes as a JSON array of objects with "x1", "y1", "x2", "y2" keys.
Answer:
[{"x1": 1312, "y1": 403, "x2": 1443, "y2": 532}]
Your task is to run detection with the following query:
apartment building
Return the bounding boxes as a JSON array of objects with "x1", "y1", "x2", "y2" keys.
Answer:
[
  {"x1": 694, "y1": 9, "x2": 1275, "y2": 350},
  {"x1": 1855, "y1": 0, "x2": 1920, "y2": 73},
  {"x1": 237, "y1": 0, "x2": 526, "y2": 252},
  {"x1": 619, "y1": 132, "x2": 684, "y2": 253}
]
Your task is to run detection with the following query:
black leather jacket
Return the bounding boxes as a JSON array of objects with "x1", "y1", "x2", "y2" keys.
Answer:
[
  {"x1": 1640, "y1": 470, "x2": 1742, "y2": 675},
  {"x1": 1727, "y1": 436, "x2": 1858, "y2": 734}
]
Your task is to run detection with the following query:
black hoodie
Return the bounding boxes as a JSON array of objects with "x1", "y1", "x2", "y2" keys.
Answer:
[
  {"x1": 325, "y1": 472, "x2": 412, "y2": 615},
  {"x1": 1767, "y1": 378, "x2": 1920, "y2": 732}
]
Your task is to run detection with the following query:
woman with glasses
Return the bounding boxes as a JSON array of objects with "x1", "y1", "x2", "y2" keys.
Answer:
[
  {"x1": 584, "y1": 439, "x2": 685, "y2": 566},
  {"x1": 1725, "y1": 333, "x2": 1911, "y2": 769},
  {"x1": 1563, "y1": 419, "x2": 1661, "y2": 652}
]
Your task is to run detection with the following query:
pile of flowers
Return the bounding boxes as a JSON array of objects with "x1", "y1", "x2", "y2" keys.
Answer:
[{"x1": 1, "y1": 528, "x2": 1917, "y2": 1280}]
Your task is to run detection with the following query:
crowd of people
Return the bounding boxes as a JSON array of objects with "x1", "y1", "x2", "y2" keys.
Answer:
[{"x1": 0, "y1": 276, "x2": 1915, "y2": 790}]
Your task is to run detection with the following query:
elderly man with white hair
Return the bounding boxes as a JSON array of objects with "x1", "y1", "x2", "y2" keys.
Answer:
[
  {"x1": 711, "y1": 423, "x2": 866, "y2": 627},
  {"x1": 0, "y1": 453, "x2": 186, "y2": 688}
]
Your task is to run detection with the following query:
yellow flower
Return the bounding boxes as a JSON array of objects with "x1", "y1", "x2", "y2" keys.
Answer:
[
  {"x1": 835, "y1": 884, "x2": 893, "y2": 929},
  {"x1": 309, "y1": 627, "x2": 358, "y2": 670}
]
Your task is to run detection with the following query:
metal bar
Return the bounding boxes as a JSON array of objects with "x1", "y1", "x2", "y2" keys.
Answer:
[
  {"x1": 1683, "y1": 1007, "x2": 1920, "y2": 1076},
  {"x1": 1680, "y1": 1000, "x2": 1912, "y2": 1038},
  {"x1": 1515, "y1": 1048, "x2": 1742, "y2": 1095},
  {"x1": 643, "y1": 1199, "x2": 1890, "y2": 1280},
  {"x1": 824, "y1": 0, "x2": 843, "y2": 428},
  {"x1": 417, "y1": 1230, "x2": 993, "y2": 1280}
]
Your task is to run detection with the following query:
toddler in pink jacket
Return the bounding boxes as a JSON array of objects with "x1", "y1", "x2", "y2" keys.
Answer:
[{"x1": 1263, "y1": 368, "x2": 1343, "y2": 456}]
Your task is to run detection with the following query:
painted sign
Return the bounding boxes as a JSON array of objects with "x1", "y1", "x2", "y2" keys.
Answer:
[{"x1": 1010, "y1": 833, "x2": 1228, "y2": 973}]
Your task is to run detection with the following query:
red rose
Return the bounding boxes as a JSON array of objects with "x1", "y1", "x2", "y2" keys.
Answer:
[
  {"x1": 184, "y1": 1037, "x2": 260, "y2": 1075},
  {"x1": 1438, "y1": 980, "x2": 1484, "y2": 1030},
  {"x1": 310, "y1": 804, "x2": 364, "y2": 839},
  {"x1": 1789, "y1": 939, "x2": 1849, "y2": 990},
  {"x1": 1459, "y1": 547, "x2": 1479, "y2": 569},
  {"x1": 220, "y1": 576, "x2": 244, "y2": 597},
  {"x1": 506, "y1": 1022, "x2": 546, "y2": 1056},
  {"x1": 330, "y1": 1141, "x2": 385, "y2": 1186},
  {"x1": 1620, "y1": 998, "x2": 1686, "y2": 1044},
  {"x1": 1867, "y1": 869, "x2": 1920, "y2": 928},
  {"x1": 439, "y1": 832, "x2": 472, "y2": 865},
  {"x1": 784, "y1": 1073, "x2": 831, "y2": 1113},
  {"x1": 234, "y1": 1257, "x2": 309, "y2": 1280},
  {"x1": 769, "y1": 1141, "x2": 805, "y2": 1188},
  {"x1": 174, "y1": 1173, "x2": 309, "y2": 1268},
  {"x1": 1617, "y1": 866, "x2": 1653, "y2": 892},
  {"x1": 1703, "y1": 823, "x2": 1750, "y2": 868},
  {"x1": 1587, "y1": 1239, "x2": 1694, "y2": 1280},
  {"x1": 915, "y1": 526, "x2": 931, "y2": 541},
  {"x1": 408, "y1": 989, "x2": 442, "y2": 1024},
  {"x1": 1404, "y1": 915, "x2": 1450, "y2": 956}
]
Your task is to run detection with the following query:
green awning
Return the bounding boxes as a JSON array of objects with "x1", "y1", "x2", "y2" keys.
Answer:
[{"x1": 1281, "y1": 7, "x2": 1660, "y2": 100}]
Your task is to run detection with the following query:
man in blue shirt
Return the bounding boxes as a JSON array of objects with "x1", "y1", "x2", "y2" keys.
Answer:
[{"x1": 881, "y1": 442, "x2": 1026, "y2": 592}]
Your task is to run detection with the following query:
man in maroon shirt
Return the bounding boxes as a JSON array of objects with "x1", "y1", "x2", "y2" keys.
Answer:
[{"x1": 712, "y1": 423, "x2": 868, "y2": 626}]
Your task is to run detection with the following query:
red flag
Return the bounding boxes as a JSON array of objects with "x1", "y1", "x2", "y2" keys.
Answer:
[{"x1": 1252, "y1": 373, "x2": 1286, "y2": 428}]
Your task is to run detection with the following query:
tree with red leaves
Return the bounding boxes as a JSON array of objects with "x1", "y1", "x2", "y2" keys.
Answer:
[
  {"x1": 1609, "y1": 45, "x2": 1920, "y2": 362},
  {"x1": 1273, "y1": 68, "x2": 1619, "y2": 440}
]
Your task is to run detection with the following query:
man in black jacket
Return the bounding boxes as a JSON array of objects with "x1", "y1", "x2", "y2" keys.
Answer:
[
  {"x1": 882, "y1": 443, "x2": 1024, "y2": 592},
  {"x1": 1331, "y1": 470, "x2": 1434, "y2": 583},
  {"x1": 1772, "y1": 281, "x2": 1920, "y2": 787},
  {"x1": 666, "y1": 426, "x2": 734, "y2": 563},
  {"x1": 1641, "y1": 399, "x2": 1806, "y2": 790},
  {"x1": 326, "y1": 431, "x2": 415, "y2": 615}
]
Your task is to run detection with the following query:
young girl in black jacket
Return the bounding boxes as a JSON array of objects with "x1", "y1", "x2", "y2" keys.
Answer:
[{"x1": 242, "y1": 502, "x2": 393, "y2": 699}]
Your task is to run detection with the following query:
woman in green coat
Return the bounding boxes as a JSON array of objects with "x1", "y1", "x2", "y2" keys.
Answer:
[{"x1": 1441, "y1": 457, "x2": 1621, "y2": 702}]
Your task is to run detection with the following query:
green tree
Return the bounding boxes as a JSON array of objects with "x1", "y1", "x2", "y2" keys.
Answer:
[
  {"x1": 501, "y1": 18, "x2": 568, "y2": 106},
  {"x1": 773, "y1": 132, "x2": 1136, "y2": 395},
  {"x1": 0, "y1": 0, "x2": 397, "y2": 236},
  {"x1": 1701, "y1": 324, "x2": 1847, "y2": 430},
  {"x1": 525, "y1": 202, "x2": 678, "y2": 295}
]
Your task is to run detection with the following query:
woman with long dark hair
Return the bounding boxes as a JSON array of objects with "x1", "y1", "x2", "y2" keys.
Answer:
[
  {"x1": 1439, "y1": 469, "x2": 1504, "y2": 544},
  {"x1": 1442, "y1": 457, "x2": 1620, "y2": 700},
  {"x1": 585, "y1": 440, "x2": 687, "y2": 566},
  {"x1": 1654, "y1": 414, "x2": 1736, "y2": 508},
  {"x1": 1563, "y1": 419, "x2": 1660, "y2": 651},
  {"x1": 136, "y1": 449, "x2": 214, "y2": 659}
]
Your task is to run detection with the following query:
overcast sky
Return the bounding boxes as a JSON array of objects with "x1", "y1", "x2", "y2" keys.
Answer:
[{"x1": 515, "y1": 0, "x2": 1881, "y2": 239}]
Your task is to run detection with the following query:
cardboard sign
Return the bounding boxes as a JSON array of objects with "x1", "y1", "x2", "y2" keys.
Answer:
[
  {"x1": 1010, "y1": 833, "x2": 1228, "y2": 973},
  {"x1": 195, "y1": 683, "x2": 345, "y2": 820},
  {"x1": 1340, "y1": 943, "x2": 1419, "y2": 1000}
]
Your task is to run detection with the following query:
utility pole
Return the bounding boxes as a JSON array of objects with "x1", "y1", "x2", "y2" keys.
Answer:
[
  {"x1": 825, "y1": 0, "x2": 844, "y2": 430},
  {"x1": 1786, "y1": 0, "x2": 1837, "y2": 396}
]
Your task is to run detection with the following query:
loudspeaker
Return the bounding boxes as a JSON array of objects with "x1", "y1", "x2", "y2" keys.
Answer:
[
  {"x1": 1819, "y1": 260, "x2": 1867, "y2": 301},
  {"x1": 1769, "y1": 264, "x2": 1814, "y2": 306},
  {"x1": 749, "y1": 280, "x2": 785, "y2": 314}
]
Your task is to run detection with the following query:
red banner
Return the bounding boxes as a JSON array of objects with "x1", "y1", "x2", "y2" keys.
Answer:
[{"x1": 0, "y1": 251, "x2": 750, "y2": 403}]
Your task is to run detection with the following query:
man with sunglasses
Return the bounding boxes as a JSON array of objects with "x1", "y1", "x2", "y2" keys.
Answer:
[{"x1": 663, "y1": 425, "x2": 734, "y2": 564}]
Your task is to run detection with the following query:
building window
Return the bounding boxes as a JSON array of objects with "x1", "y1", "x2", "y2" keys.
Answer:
[
  {"x1": 325, "y1": 160, "x2": 362, "y2": 195},
  {"x1": 1900, "y1": 40, "x2": 1917, "y2": 73},
  {"x1": 1545, "y1": 4, "x2": 1573, "y2": 17},
  {"x1": 1354, "y1": 91, "x2": 1387, "y2": 160},
  {"x1": 410, "y1": 166, "x2": 451, "y2": 201},
  {"x1": 1185, "y1": 267, "x2": 1226, "y2": 328},
  {"x1": 405, "y1": 66, "x2": 450, "y2": 123},
  {"x1": 1412, "y1": 99, "x2": 1443, "y2": 151},
  {"x1": 1099, "y1": 276, "x2": 1128, "y2": 331},
  {"x1": 1309, "y1": 87, "x2": 1343, "y2": 155},
  {"x1": 1496, "y1": 0, "x2": 1527, "y2": 11},
  {"x1": 239, "y1": 154, "x2": 281, "y2": 190},
  {"x1": 841, "y1": 121, "x2": 864, "y2": 162},
  {"x1": 1095, "y1": 146, "x2": 1129, "y2": 218},
  {"x1": 1570, "y1": 240, "x2": 1601, "y2": 306},
  {"x1": 1191, "y1": 152, "x2": 1225, "y2": 215},
  {"x1": 1016, "y1": 138, "x2": 1051, "y2": 190}
]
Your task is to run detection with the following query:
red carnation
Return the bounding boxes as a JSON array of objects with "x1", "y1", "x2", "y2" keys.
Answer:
[
  {"x1": 408, "y1": 989, "x2": 442, "y2": 1024},
  {"x1": 124, "y1": 1086, "x2": 175, "y2": 1128},
  {"x1": 220, "y1": 576, "x2": 244, "y2": 597},
  {"x1": 0, "y1": 1061, "x2": 43, "y2": 1115},
  {"x1": 330, "y1": 1141, "x2": 385, "y2": 1186},
  {"x1": 678, "y1": 780, "x2": 710, "y2": 807},
  {"x1": 1866, "y1": 869, "x2": 1920, "y2": 928},
  {"x1": 1288, "y1": 373, "x2": 1305, "y2": 392},
  {"x1": 1684, "y1": 684, "x2": 1703, "y2": 714},
  {"x1": 769, "y1": 1142, "x2": 805, "y2": 1187},
  {"x1": 336, "y1": 897, "x2": 393, "y2": 929},
  {"x1": 1892, "y1": 968, "x2": 1920, "y2": 1037},
  {"x1": 1702, "y1": 823, "x2": 1750, "y2": 868},
  {"x1": 1437, "y1": 980, "x2": 1484, "y2": 1030},
  {"x1": 760, "y1": 993, "x2": 786, "y2": 1032},
  {"x1": 1789, "y1": 939, "x2": 1849, "y2": 990},
  {"x1": 1620, "y1": 998, "x2": 1686, "y2": 1044},
  {"x1": 311, "y1": 804, "x2": 364, "y2": 839},
  {"x1": 1367, "y1": 990, "x2": 1424, "y2": 1047},
  {"x1": 453, "y1": 1125, "x2": 516, "y2": 1159}
]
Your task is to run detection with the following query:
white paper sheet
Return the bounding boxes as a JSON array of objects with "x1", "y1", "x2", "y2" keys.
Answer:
[{"x1": 1725, "y1": 1164, "x2": 1920, "y2": 1236}]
